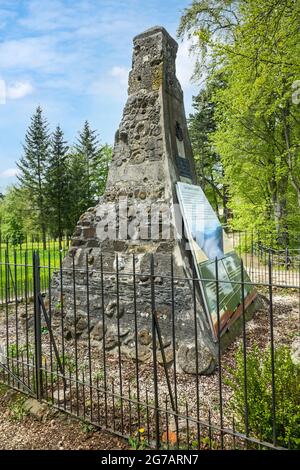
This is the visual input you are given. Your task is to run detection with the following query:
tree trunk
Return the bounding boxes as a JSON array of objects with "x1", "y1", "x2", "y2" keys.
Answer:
[
  {"x1": 42, "y1": 223, "x2": 47, "y2": 250},
  {"x1": 272, "y1": 187, "x2": 288, "y2": 246},
  {"x1": 222, "y1": 184, "x2": 231, "y2": 225}
]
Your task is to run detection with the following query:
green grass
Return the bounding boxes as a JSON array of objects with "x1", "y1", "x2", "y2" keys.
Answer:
[{"x1": 0, "y1": 240, "x2": 69, "y2": 301}]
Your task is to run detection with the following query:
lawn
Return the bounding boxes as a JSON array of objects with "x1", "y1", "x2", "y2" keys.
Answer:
[{"x1": 0, "y1": 239, "x2": 70, "y2": 302}]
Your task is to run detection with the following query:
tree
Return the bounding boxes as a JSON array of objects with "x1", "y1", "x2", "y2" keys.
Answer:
[
  {"x1": 179, "y1": 0, "x2": 300, "y2": 244},
  {"x1": 67, "y1": 143, "x2": 112, "y2": 230},
  {"x1": 45, "y1": 126, "x2": 70, "y2": 242},
  {"x1": 75, "y1": 121, "x2": 103, "y2": 208},
  {"x1": 94, "y1": 144, "x2": 112, "y2": 195},
  {"x1": 67, "y1": 151, "x2": 88, "y2": 230},
  {"x1": 188, "y1": 77, "x2": 230, "y2": 223},
  {"x1": 17, "y1": 106, "x2": 50, "y2": 247},
  {"x1": 0, "y1": 186, "x2": 38, "y2": 244}
]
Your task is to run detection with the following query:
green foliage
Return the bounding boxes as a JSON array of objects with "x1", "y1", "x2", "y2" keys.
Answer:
[
  {"x1": 9, "y1": 397, "x2": 28, "y2": 422},
  {"x1": 188, "y1": 77, "x2": 229, "y2": 222},
  {"x1": 80, "y1": 421, "x2": 96, "y2": 434},
  {"x1": 17, "y1": 106, "x2": 50, "y2": 244},
  {"x1": 59, "y1": 354, "x2": 76, "y2": 374},
  {"x1": 128, "y1": 428, "x2": 148, "y2": 450},
  {"x1": 67, "y1": 123, "x2": 111, "y2": 229},
  {"x1": 45, "y1": 126, "x2": 70, "y2": 239},
  {"x1": 0, "y1": 241, "x2": 68, "y2": 300},
  {"x1": 8, "y1": 343, "x2": 33, "y2": 360},
  {"x1": 1, "y1": 112, "x2": 112, "y2": 240},
  {"x1": 191, "y1": 436, "x2": 218, "y2": 450},
  {"x1": 74, "y1": 121, "x2": 110, "y2": 209},
  {"x1": 95, "y1": 143, "x2": 112, "y2": 196},
  {"x1": 180, "y1": 0, "x2": 300, "y2": 242},
  {"x1": 0, "y1": 186, "x2": 38, "y2": 243},
  {"x1": 225, "y1": 344, "x2": 300, "y2": 449},
  {"x1": 92, "y1": 370, "x2": 104, "y2": 382}
]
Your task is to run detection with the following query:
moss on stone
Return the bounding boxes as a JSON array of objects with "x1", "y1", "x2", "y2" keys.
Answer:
[{"x1": 152, "y1": 64, "x2": 163, "y2": 91}]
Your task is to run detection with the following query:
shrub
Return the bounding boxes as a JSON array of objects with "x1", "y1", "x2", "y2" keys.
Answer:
[{"x1": 226, "y1": 343, "x2": 300, "y2": 449}]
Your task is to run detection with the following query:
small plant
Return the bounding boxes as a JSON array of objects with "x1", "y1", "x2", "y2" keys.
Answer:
[
  {"x1": 81, "y1": 421, "x2": 96, "y2": 434},
  {"x1": 8, "y1": 343, "x2": 33, "y2": 359},
  {"x1": 8, "y1": 343, "x2": 18, "y2": 359},
  {"x1": 226, "y1": 343, "x2": 300, "y2": 449},
  {"x1": 9, "y1": 398, "x2": 27, "y2": 422},
  {"x1": 191, "y1": 436, "x2": 218, "y2": 450},
  {"x1": 129, "y1": 428, "x2": 147, "y2": 450},
  {"x1": 7, "y1": 343, "x2": 33, "y2": 375},
  {"x1": 93, "y1": 370, "x2": 104, "y2": 381},
  {"x1": 58, "y1": 354, "x2": 76, "y2": 374},
  {"x1": 41, "y1": 326, "x2": 49, "y2": 335},
  {"x1": 115, "y1": 397, "x2": 122, "y2": 410}
]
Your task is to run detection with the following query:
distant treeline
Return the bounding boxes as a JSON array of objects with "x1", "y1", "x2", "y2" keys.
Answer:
[
  {"x1": 0, "y1": 106, "x2": 112, "y2": 245},
  {"x1": 183, "y1": 0, "x2": 300, "y2": 246}
]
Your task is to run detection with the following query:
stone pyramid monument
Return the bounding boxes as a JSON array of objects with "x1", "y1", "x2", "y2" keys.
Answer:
[{"x1": 52, "y1": 26, "x2": 252, "y2": 374}]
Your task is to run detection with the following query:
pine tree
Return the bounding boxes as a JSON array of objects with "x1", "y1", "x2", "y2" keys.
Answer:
[
  {"x1": 75, "y1": 121, "x2": 102, "y2": 207},
  {"x1": 94, "y1": 143, "x2": 112, "y2": 196},
  {"x1": 67, "y1": 142, "x2": 111, "y2": 231},
  {"x1": 68, "y1": 151, "x2": 89, "y2": 230},
  {"x1": 17, "y1": 106, "x2": 50, "y2": 247},
  {"x1": 45, "y1": 126, "x2": 69, "y2": 243}
]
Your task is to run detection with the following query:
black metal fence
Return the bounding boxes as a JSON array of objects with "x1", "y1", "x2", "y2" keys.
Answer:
[{"x1": 0, "y1": 240, "x2": 299, "y2": 450}]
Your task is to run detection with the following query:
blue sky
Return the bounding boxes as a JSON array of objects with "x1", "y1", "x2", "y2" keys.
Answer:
[{"x1": 0, "y1": 0, "x2": 199, "y2": 192}]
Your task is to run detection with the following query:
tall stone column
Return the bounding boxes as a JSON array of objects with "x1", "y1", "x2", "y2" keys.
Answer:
[{"x1": 52, "y1": 27, "x2": 217, "y2": 374}]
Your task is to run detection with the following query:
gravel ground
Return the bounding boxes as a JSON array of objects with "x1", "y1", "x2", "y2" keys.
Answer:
[
  {"x1": 0, "y1": 287, "x2": 299, "y2": 448},
  {"x1": 0, "y1": 384, "x2": 128, "y2": 450}
]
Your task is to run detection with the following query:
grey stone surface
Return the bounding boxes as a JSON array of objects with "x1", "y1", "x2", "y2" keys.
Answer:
[
  {"x1": 51, "y1": 26, "x2": 218, "y2": 375},
  {"x1": 177, "y1": 342, "x2": 216, "y2": 375},
  {"x1": 291, "y1": 337, "x2": 300, "y2": 366},
  {"x1": 23, "y1": 398, "x2": 48, "y2": 421},
  {"x1": 0, "y1": 340, "x2": 7, "y2": 366}
]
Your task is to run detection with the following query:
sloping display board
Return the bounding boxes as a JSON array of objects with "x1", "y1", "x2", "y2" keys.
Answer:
[{"x1": 176, "y1": 182, "x2": 257, "y2": 339}]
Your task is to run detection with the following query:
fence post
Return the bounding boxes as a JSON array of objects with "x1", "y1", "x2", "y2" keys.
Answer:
[
  {"x1": 285, "y1": 246, "x2": 289, "y2": 271},
  {"x1": 33, "y1": 251, "x2": 43, "y2": 401}
]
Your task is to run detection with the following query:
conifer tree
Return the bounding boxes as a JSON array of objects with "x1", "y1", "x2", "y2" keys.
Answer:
[
  {"x1": 75, "y1": 121, "x2": 102, "y2": 208},
  {"x1": 45, "y1": 126, "x2": 69, "y2": 243},
  {"x1": 68, "y1": 151, "x2": 89, "y2": 230},
  {"x1": 67, "y1": 142, "x2": 111, "y2": 231},
  {"x1": 17, "y1": 106, "x2": 50, "y2": 247}
]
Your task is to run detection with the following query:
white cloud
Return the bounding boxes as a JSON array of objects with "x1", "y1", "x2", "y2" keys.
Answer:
[
  {"x1": 89, "y1": 77, "x2": 127, "y2": 102},
  {"x1": 175, "y1": 38, "x2": 201, "y2": 114},
  {"x1": 0, "y1": 168, "x2": 19, "y2": 178},
  {"x1": 6, "y1": 81, "x2": 34, "y2": 100},
  {"x1": 0, "y1": 37, "x2": 57, "y2": 71},
  {"x1": 176, "y1": 39, "x2": 197, "y2": 89},
  {"x1": 89, "y1": 66, "x2": 130, "y2": 101},
  {"x1": 110, "y1": 66, "x2": 129, "y2": 86}
]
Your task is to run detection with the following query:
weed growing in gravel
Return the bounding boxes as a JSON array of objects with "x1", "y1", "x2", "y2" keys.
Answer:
[
  {"x1": 8, "y1": 343, "x2": 33, "y2": 359},
  {"x1": 9, "y1": 397, "x2": 27, "y2": 422},
  {"x1": 129, "y1": 428, "x2": 147, "y2": 450},
  {"x1": 80, "y1": 421, "x2": 96, "y2": 434}
]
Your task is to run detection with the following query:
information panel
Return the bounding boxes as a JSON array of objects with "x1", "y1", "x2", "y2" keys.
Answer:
[{"x1": 176, "y1": 182, "x2": 256, "y2": 338}]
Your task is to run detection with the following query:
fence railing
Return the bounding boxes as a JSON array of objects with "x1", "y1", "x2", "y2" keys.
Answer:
[
  {"x1": 0, "y1": 246, "x2": 299, "y2": 450},
  {"x1": 228, "y1": 231, "x2": 300, "y2": 287},
  {"x1": 0, "y1": 236, "x2": 70, "y2": 305}
]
